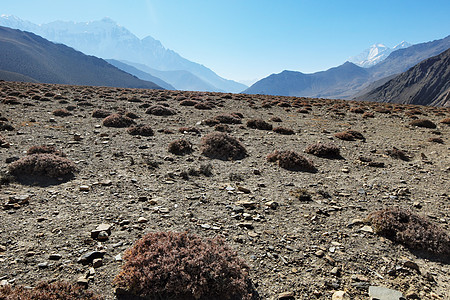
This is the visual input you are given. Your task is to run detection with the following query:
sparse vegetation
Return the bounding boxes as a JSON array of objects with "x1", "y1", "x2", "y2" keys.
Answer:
[
  {"x1": 52, "y1": 108, "x2": 72, "y2": 116},
  {"x1": 102, "y1": 113, "x2": 136, "y2": 128},
  {"x1": 127, "y1": 124, "x2": 154, "y2": 136},
  {"x1": 27, "y1": 145, "x2": 66, "y2": 157},
  {"x1": 428, "y1": 137, "x2": 444, "y2": 144},
  {"x1": 113, "y1": 231, "x2": 254, "y2": 300},
  {"x1": 0, "y1": 121, "x2": 14, "y2": 131},
  {"x1": 92, "y1": 109, "x2": 112, "y2": 118},
  {"x1": 0, "y1": 134, "x2": 10, "y2": 148},
  {"x1": 385, "y1": 147, "x2": 410, "y2": 161},
  {"x1": 168, "y1": 139, "x2": 193, "y2": 155},
  {"x1": 200, "y1": 132, "x2": 247, "y2": 160},
  {"x1": 246, "y1": 119, "x2": 272, "y2": 130},
  {"x1": 409, "y1": 119, "x2": 437, "y2": 128},
  {"x1": 267, "y1": 150, "x2": 316, "y2": 172},
  {"x1": 272, "y1": 127, "x2": 294, "y2": 135},
  {"x1": 305, "y1": 142, "x2": 340, "y2": 158},
  {"x1": 334, "y1": 130, "x2": 365, "y2": 141},
  {"x1": 8, "y1": 153, "x2": 77, "y2": 178},
  {"x1": 440, "y1": 117, "x2": 450, "y2": 124},
  {"x1": 145, "y1": 105, "x2": 176, "y2": 116}
]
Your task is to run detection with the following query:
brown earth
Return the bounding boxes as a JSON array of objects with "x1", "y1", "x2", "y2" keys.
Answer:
[{"x1": 0, "y1": 81, "x2": 449, "y2": 299}]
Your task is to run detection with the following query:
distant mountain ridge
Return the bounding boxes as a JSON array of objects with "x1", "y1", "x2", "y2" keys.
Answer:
[
  {"x1": 245, "y1": 35, "x2": 450, "y2": 99},
  {"x1": 0, "y1": 26, "x2": 162, "y2": 89},
  {"x1": 349, "y1": 41, "x2": 411, "y2": 67},
  {"x1": 355, "y1": 48, "x2": 450, "y2": 107},
  {"x1": 0, "y1": 15, "x2": 247, "y2": 93}
]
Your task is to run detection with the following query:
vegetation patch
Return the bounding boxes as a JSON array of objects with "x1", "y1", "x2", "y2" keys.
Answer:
[
  {"x1": 272, "y1": 127, "x2": 294, "y2": 135},
  {"x1": 145, "y1": 105, "x2": 176, "y2": 116},
  {"x1": 9, "y1": 153, "x2": 77, "y2": 178},
  {"x1": 409, "y1": 119, "x2": 437, "y2": 129},
  {"x1": 200, "y1": 132, "x2": 247, "y2": 160},
  {"x1": 127, "y1": 124, "x2": 154, "y2": 136},
  {"x1": 305, "y1": 142, "x2": 341, "y2": 158},
  {"x1": 267, "y1": 150, "x2": 316, "y2": 172},
  {"x1": 246, "y1": 119, "x2": 273, "y2": 130},
  {"x1": 385, "y1": 147, "x2": 410, "y2": 161},
  {"x1": 334, "y1": 130, "x2": 365, "y2": 141},
  {"x1": 168, "y1": 139, "x2": 193, "y2": 155},
  {"x1": 52, "y1": 108, "x2": 72, "y2": 117},
  {"x1": 103, "y1": 113, "x2": 136, "y2": 128}
]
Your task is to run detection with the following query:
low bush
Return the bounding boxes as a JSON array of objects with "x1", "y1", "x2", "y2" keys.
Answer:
[
  {"x1": 214, "y1": 114, "x2": 242, "y2": 124},
  {"x1": 200, "y1": 132, "x2": 247, "y2": 160},
  {"x1": 368, "y1": 208, "x2": 450, "y2": 258},
  {"x1": 52, "y1": 108, "x2": 72, "y2": 117},
  {"x1": 179, "y1": 99, "x2": 199, "y2": 106},
  {"x1": 385, "y1": 147, "x2": 410, "y2": 161},
  {"x1": 272, "y1": 127, "x2": 294, "y2": 135},
  {"x1": 194, "y1": 102, "x2": 213, "y2": 110},
  {"x1": 428, "y1": 137, "x2": 444, "y2": 144},
  {"x1": 334, "y1": 130, "x2": 365, "y2": 141},
  {"x1": 92, "y1": 109, "x2": 112, "y2": 118},
  {"x1": 214, "y1": 124, "x2": 232, "y2": 132},
  {"x1": 246, "y1": 119, "x2": 272, "y2": 130},
  {"x1": 349, "y1": 107, "x2": 365, "y2": 113},
  {"x1": 0, "y1": 281, "x2": 102, "y2": 300},
  {"x1": 124, "y1": 112, "x2": 139, "y2": 119},
  {"x1": 113, "y1": 232, "x2": 255, "y2": 300},
  {"x1": 8, "y1": 154, "x2": 77, "y2": 178},
  {"x1": 178, "y1": 127, "x2": 201, "y2": 134},
  {"x1": 269, "y1": 116, "x2": 282, "y2": 122},
  {"x1": 267, "y1": 150, "x2": 316, "y2": 172},
  {"x1": 27, "y1": 145, "x2": 66, "y2": 157},
  {"x1": 362, "y1": 111, "x2": 375, "y2": 118},
  {"x1": 127, "y1": 124, "x2": 154, "y2": 136},
  {"x1": 440, "y1": 117, "x2": 450, "y2": 124},
  {"x1": 305, "y1": 142, "x2": 340, "y2": 158},
  {"x1": 145, "y1": 105, "x2": 176, "y2": 116},
  {"x1": 409, "y1": 119, "x2": 437, "y2": 129},
  {"x1": 103, "y1": 113, "x2": 136, "y2": 128},
  {"x1": 168, "y1": 139, "x2": 193, "y2": 155}
]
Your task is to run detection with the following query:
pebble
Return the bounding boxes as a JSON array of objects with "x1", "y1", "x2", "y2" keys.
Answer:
[
  {"x1": 137, "y1": 217, "x2": 148, "y2": 223},
  {"x1": 77, "y1": 276, "x2": 89, "y2": 287},
  {"x1": 77, "y1": 251, "x2": 106, "y2": 265},
  {"x1": 91, "y1": 223, "x2": 112, "y2": 239},
  {"x1": 265, "y1": 201, "x2": 279, "y2": 209},
  {"x1": 237, "y1": 222, "x2": 254, "y2": 229},
  {"x1": 114, "y1": 253, "x2": 122, "y2": 261},
  {"x1": 368, "y1": 286, "x2": 403, "y2": 300},
  {"x1": 315, "y1": 250, "x2": 325, "y2": 258},
  {"x1": 37, "y1": 262, "x2": 48, "y2": 269},
  {"x1": 277, "y1": 291, "x2": 295, "y2": 299},
  {"x1": 237, "y1": 186, "x2": 251, "y2": 194},
  {"x1": 235, "y1": 200, "x2": 257, "y2": 209},
  {"x1": 332, "y1": 291, "x2": 349, "y2": 300},
  {"x1": 79, "y1": 185, "x2": 90, "y2": 191},
  {"x1": 330, "y1": 266, "x2": 340, "y2": 276},
  {"x1": 360, "y1": 225, "x2": 373, "y2": 233},
  {"x1": 0, "y1": 245, "x2": 6, "y2": 252},
  {"x1": 97, "y1": 231, "x2": 109, "y2": 241},
  {"x1": 92, "y1": 258, "x2": 103, "y2": 268},
  {"x1": 48, "y1": 253, "x2": 62, "y2": 260}
]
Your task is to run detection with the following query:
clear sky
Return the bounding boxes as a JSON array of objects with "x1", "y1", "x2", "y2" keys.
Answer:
[{"x1": 2, "y1": 0, "x2": 450, "y2": 83}]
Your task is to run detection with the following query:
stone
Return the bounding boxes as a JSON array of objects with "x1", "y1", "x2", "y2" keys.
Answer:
[
  {"x1": 315, "y1": 250, "x2": 325, "y2": 257},
  {"x1": 48, "y1": 253, "x2": 62, "y2": 260},
  {"x1": 37, "y1": 262, "x2": 48, "y2": 269},
  {"x1": 77, "y1": 276, "x2": 89, "y2": 287},
  {"x1": 237, "y1": 222, "x2": 254, "y2": 229},
  {"x1": 368, "y1": 286, "x2": 404, "y2": 300},
  {"x1": 91, "y1": 223, "x2": 112, "y2": 239},
  {"x1": 235, "y1": 200, "x2": 257, "y2": 209},
  {"x1": 278, "y1": 291, "x2": 295, "y2": 299},
  {"x1": 97, "y1": 231, "x2": 109, "y2": 241},
  {"x1": 332, "y1": 291, "x2": 350, "y2": 300},
  {"x1": 265, "y1": 201, "x2": 279, "y2": 209},
  {"x1": 114, "y1": 253, "x2": 122, "y2": 261},
  {"x1": 79, "y1": 185, "x2": 90, "y2": 191},
  {"x1": 237, "y1": 186, "x2": 251, "y2": 194},
  {"x1": 137, "y1": 217, "x2": 148, "y2": 223},
  {"x1": 92, "y1": 258, "x2": 103, "y2": 268},
  {"x1": 77, "y1": 251, "x2": 106, "y2": 265},
  {"x1": 347, "y1": 218, "x2": 364, "y2": 227},
  {"x1": 331, "y1": 266, "x2": 341, "y2": 276},
  {"x1": 360, "y1": 225, "x2": 374, "y2": 233},
  {"x1": 0, "y1": 245, "x2": 6, "y2": 252}
]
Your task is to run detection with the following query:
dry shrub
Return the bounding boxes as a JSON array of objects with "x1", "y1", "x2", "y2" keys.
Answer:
[
  {"x1": 334, "y1": 130, "x2": 365, "y2": 141},
  {"x1": 272, "y1": 127, "x2": 294, "y2": 135},
  {"x1": 214, "y1": 114, "x2": 242, "y2": 124},
  {"x1": 127, "y1": 124, "x2": 154, "y2": 136},
  {"x1": 27, "y1": 145, "x2": 66, "y2": 157},
  {"x1": 349, "y1": 107, "x2": 365, "y2": 113},
  {"x1": 374, "y1": 107, "x2": 391, "y2": 114},
  {"x1": 214, "y1": 124, "x2": 232, "y2": 132},
  {"x1": 179, "y1": 99, "x2": 199, "y2": 106},
  {"x1": 428, "y1": 137, "x2": 444, "y2": 144},
  {"x1": 0, "y1": 121, "x2": 14, "y2": 131},
  {"x1": 194, "y1": 102, "x2": 213, "y2": 110},
  {"x1": 113, "y1": 232, "x2": 255, "y2": 300},
  {"x1": 362, "y1": 111, "x2": 374, "y2": 118},
  {"x1": 409, "y1": 119, "x2": 437, "y2": 129},
  {"x1": 385, "y1": 147, "x2": 410, "y2": 161},
  {"x1": 124, "y1": 112, "x2": 139, "y2": 119},
  {"x1": 52, "y1": 108, "x2": 72, "y2": 117},
  {"x1": 8, "y1": 154, "x2": 77, "y2": 178},
  {"x1": 168, "y1": 139, "x2": 193, "y2": 155},
  {"x1": 92, "y1": 109, "x2": 112, "y2": 118},
  {"x1": 103, "y1": 113, "x2": 136, "y2": 128},
  {"x1": 0, "y1": 281, "x2": 102, "y2": 300},
  {"x1": 200, "y1": 132, "x2": 247, "y2": 160},
  {"x1": 145, "y1": 105, "x2": 176, "y2": 116},
  {"x1": 368, "y1": 208, "x2": 450, "y2": 259},
  {"x1": 305, "y1": 143, "x2": 340, "y2": 158},
  {"x1": 267, "y1": 150, "x2": 316, "y2": 172},
  {"x1": 269, "y1": 116, "x2": 282, "y2": 122},
  {"x1": 246, "y1": 119, "x2": 272, "y2": 130},
  {"x1": 440, "y1": 117, "x2": 450, "y2": 124},
  {"x1": 179, "y1": 127, "x2": 201, "y2": 134}
]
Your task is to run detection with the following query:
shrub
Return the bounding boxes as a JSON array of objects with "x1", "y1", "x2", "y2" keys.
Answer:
[
  {"x1": 362, "y1": 111, "x2": 374, "y2": 118},
  {"x1": 267, "y1": 150, "x2": 316, "y2": 172},
  {"x1": 428, "y1": 137, "x2": 444, "y2": 144},
  {"x1": 27, "y1": 145, "x2": 66, "y2": 157},
  {"x1": 52, "y1": 108, "x2": 72, "y2": 117},
  {"x1": 214, "y1": 124, "x2": 232, "y2": 132},
  {"x1": 349, "y1": 107, "x2": 365, "y2": 113},
  {"x1": 194, "y1": 102, "x2": 213, "y2": 110},
  {"x1": 179, "y1": 99, "x2": 199, "y2": 106},
  {"x1": 113, "y1": 232, "x2": 254, "y2": 300},
  {"x1": 214, "y1": 114, "x2": 242, "y2": 124},
  {"x1": 92, "y1": 109, "x2": 112, "y2": 118},
  {"x1": 374, "y1": 107, "x2": 391, "y2": 114},
  {"x1": 0, "y1": 281, "x2": 102, "y2": 300},
  {"x1": 368, "y1": 208, "x2": 450, "y2": 258},
  {"x1": 200, "y1": 132, "x2": 247, "y2": 160},
  {"x1": 8, "y1": 154, "x2": 77, "y2": 178},
  {"x1": 440, "y1": 117, "x2": 450, "y2": 124},
  {"x1": 290, "y1": 188, "x2": 312, "y2": 201},
  {"x1": 246, "y1": 119, "x2": 272, "y2": 130},
  {"x1": 269, "y1": 116, "x2": 282, "y2": 122},
  {"x1": 385, "y1": 147, "x2": 410, "y2": 161},
  {"x1": 124, "y1": 112, "x2": 139, "y2": 119},
  {"x1": 178, "y1": 127, "x2": 201, "y2": 134},
  {"x1": 334, "y1": 130, "x2": 365, "y2": 141},
  {"x1": 127, "y1": 124, "x2": 154, "y2": 136},
  {"x1": 168, "y1": 139, "x2": 193, "y2": 155},
  {"x1": 409, "y1": 119, "x2": 437, "y2": 129},
  {"x1": 272, "y1": 127, "x2": 294, "y2": 135},
  {"x1": 145, "y1": 105, "x2": 176, "y2": 116},
  {"x1": 103, "y1": 113, "x2": 136, "y2": 128},
  {"x1": 305, "y1": 143, "x2": 340, "y2": 158}
]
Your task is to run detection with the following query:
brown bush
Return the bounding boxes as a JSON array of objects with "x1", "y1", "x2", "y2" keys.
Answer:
[
  {"x1": 179, "y1": 127, "x2": 201, "y2": 134},
  {"x1": 269, "y1": 116, "x2": 282, "y2": 122},
  {"x1": 214, "y1": 114, "x2": 242, "y2": 124},
  {"x1": 334, "y1": 130, "x2": 365, "y2": 141},
  {"x1": 246, "y1": 119, "x2": 272, "y2": 130},
  {"x1": 409, "y1": 119, "x2": 437, "y2": 129},
  {"x1": 194, "y1": 102, "x2": 213, "y2": 110},
  {"x1": 440, "y1": 117, "x2": 450, "y2": 124},
  {"x1": 92, "y1": 109, "x2": 112, "y2": 118},
  {"x1": 103, "y1": 113, "x2": 136, "y2": 128},
  {"x1": 145, "y1": 105, "x2": 176, "y2": 116},
  {"x1": 214, "y1": 124, "x2": 232, "y2": 132},
  {"x1": 52, "y1": 108, "x2": 72, "y2": 117},
  {"x1": 168, "y1": 139, "x2": 193, "y2": 155},
  {"x1": 179, "y1": 99, "x2": 199, "y2": 106},
  {"x1": 0, "y1": 281, "x2": 102, "y2": 300},
  {"x1": 374, "y1": 107, "x2": 391, "y2": 114},
  {"x1": 124, "y1": 112, "x2": 139, "y2": 119},
  {"x1": 267, "y1": 150, "x2": 316, "y2": 172},
  {"x1": 368, "y1": 208, "x2": 450, "y2": 258},
  {"x1": 362, "y1": 111, "x2": 374, "y2": 118},
  {"x1": 8, "y1": 154, "x2": 77, "y2": 178},
  {"x1": 113, "y1": 232, "x2": 254, "y2": 300},
  {"x1": 272, "y1": 127, "x2": 294, "y2": 135},
  {"x1": 27, "y1": 145, "x2": 66, "y2": 157},
  {"x1": 127, "y1": 124, "x2": 154, "y2": 136},
  {"x1": 428, "y1": 137, "x2": 444, "y2": 144},
  {"x1": 305, "y1": 143, "x2": 340, "y2": 158},
  {"x1": 385, "y1": 147, "x2": 410, "y2": 161},
  {"x1": 349, "y1": 107, "x2": 365, "y2": 113},
  {"x1": 200, "y1": 132, "x2": 247, "y2": 160}
]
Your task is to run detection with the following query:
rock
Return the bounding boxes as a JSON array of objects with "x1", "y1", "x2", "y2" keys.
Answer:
[
  {"x1": 77, "y1": 251, "x2": 106, "y2": 265},
  {"x1": 237, "y1": 186, "x2": 251, "y2": 193},
  {"x1": 114, "y1": 253, "x2": 122, "y2": 261},
  {"x1": 48, "y1": 253, "x2": 62, "y2": 260},
  {"x1": 235, "y1": 200, "x2": 257, "y2": 209},
  {"x1": 368, "y1": 286, "x2": 404, "y2": 300},
  {"x1": 315, "y1": 250, "x2": 325, "y2": 257},
  {"x1": 137, "y1": 217, "x2": 148, "y2": 223},
  {"x1": 331, "y1": 266, "x2": 341, "y2": 276},
  {"x1": 92, "y1": 258, "x2": 103, "y2": 268},
  {"x1": 403, "y1": 260, "x2": 420, "y2": 273},
  {"x1": 97, "y1": 231, "x2": 109, "y2": 241},
  {"x1": 332, "y1": 291, "x2": 350, "y2": 300},
  {"x1": 0, "y1": 245, "x2": 6, "y2": 252},
  {"x1": 91, "y1": 223, "x2": 112, "y2": 239},
  {"x1": 351, "y1": 274, "x2": 369, "y2": 282},
  {"x1": 360, "y1": 225, "x2": 374, "y2": 233},
  {"x1": 77, "y1": 276, "x2": 89, "y2": 287},
  {"x1": 265, "y1": 201, "x2": 279, "y2": 209},
  {"x1": 347, "y1": 218, "x2": 364, "y2": 227},
  {"x1": 79, "y1": 185, "x2": 90, "y2": 191},
  {"x1": 237, "y1": 222, "x2": 254, "y2": 229},
  {"x1": 37, "y1": 262, "x2": 48, "y2": 269},
  {"x1": 278, "y1": 291, "x2": 295, "y2": 299}
]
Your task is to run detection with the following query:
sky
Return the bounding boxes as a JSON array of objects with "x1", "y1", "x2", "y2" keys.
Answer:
[{"x1": 2, "y1": 0, "x2": 450, "y2": 84}]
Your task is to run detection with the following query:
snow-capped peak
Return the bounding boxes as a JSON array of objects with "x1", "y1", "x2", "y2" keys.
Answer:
[{"x1": 349, "y1": 41, "x2": 411, "y2": 68}]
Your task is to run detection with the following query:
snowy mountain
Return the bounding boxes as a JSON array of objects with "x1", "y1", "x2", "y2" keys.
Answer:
[
  {"x1": 349, "y1": 41, "x2": 412, "y2": 67},
  {"x1": 0, "y1": 15, "x2": 247, "y2": 93}
]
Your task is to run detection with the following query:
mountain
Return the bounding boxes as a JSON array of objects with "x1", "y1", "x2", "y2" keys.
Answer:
[
  {"x1": 106, "y1": 59, "x2": 175, "y2": 90},
  {"x1": 0, "y1": 15, "x2": 247, "y2": 93},
  {"x1": 354, "y1": 48, "x2": 450, "y2": 107},
  {"x1": 245, "y1": 35, "x2": 450, "y2": 99},
  {"x1": 0, "y1": 26, "x2": 162, "y2": 89},
  {"x1": 349, "y1": 42, "x2": 411, "y2": 67}
]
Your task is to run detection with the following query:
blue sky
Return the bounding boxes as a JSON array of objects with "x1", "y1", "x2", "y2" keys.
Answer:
[{"x1": 2, "y1": 0, "x2": 450, "y2": 83}]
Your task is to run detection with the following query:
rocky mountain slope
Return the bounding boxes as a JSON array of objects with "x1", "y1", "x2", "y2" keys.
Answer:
[
  {"x1": 0, "y1": 80, "x2": 449, "y2": 299},
  {"x1": 349, "y1": 42, "x2": 411, "y2": 68},
  {"x1": 355, "y1": 48, "x2": 450, "y2": 107},
  {"x1": 0, "y1": 15, "x2": 247, "y2": 93},
  {"x1": 0, "y1": 26, "x2": 162, "y2": 89},
  {"x1": 245, "y1": 35, "x2": 450, "y2": 100}
]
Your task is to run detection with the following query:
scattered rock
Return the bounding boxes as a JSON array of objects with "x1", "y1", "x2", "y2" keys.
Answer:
[
  {"x1": 332, "y1": 291, "x2": 350, "y2": 300},
  {"x1": 368, "y1": 286, "x2": 404, "y2": 300},
  {"x1": 91, "y1": 223, "x2": 112, "y2": 239},
  {"x1": 77, "y1": 251, "x2": 106, "y2": 265},
  {"x1": 92, "y1": 258, "x2": 103, "y2": 268},
  {"x1": 277, "y1": 291, "x2": 295, "y2": 299}
]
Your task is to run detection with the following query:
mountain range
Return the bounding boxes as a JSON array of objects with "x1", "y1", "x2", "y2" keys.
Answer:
[
  {"x1": 0, "y1": 15, "x2": 247, "y2": 93},
  {"x1": 355, "y1": 48, "x2": 450, "y2": 107},
  {"x1": 0, "y1": 26, "x2": 162, "y2": 89},
  {"x1": 244, "y1": 35, "x2": 450, "y2": 100},
  {"x1": 349, "y1": 41, "x2": 411, "y2": 67}
]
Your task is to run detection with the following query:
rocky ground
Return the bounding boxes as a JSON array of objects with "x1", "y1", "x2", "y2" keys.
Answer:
[{"x1": 0, "y1": 81, "x2": 449, "y2": 299}]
